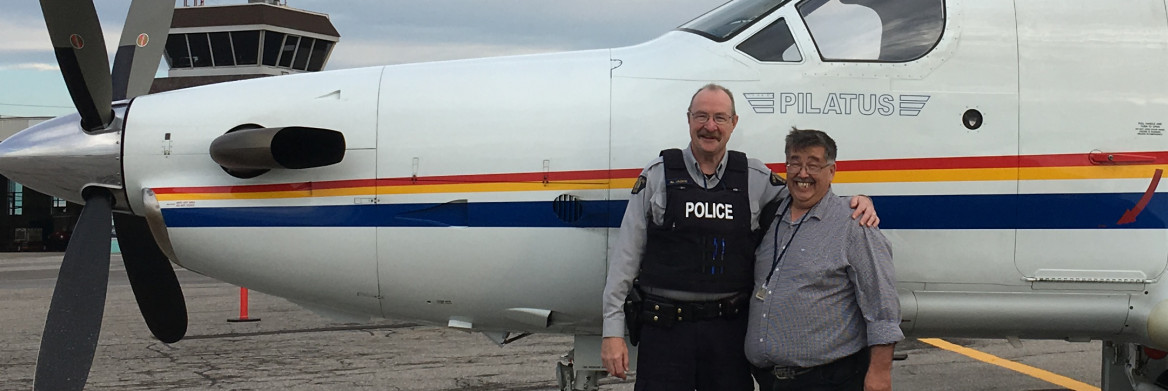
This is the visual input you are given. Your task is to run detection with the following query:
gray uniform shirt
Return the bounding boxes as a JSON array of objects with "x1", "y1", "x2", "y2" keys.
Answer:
[
  {"x1": 602, "y1": 146, "x2": 786, "y2": 338},
  {"x1": 745, "y1": 189, "x2": 903, "y2": 368}
]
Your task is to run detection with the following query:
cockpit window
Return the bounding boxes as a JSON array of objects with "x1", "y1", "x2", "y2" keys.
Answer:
[
  {"x1": 797, "y1": 0, "x2": 944, "y2": 62},
  {"x1": 737, "y1": 18, "x2": 802, "y2": 62},
  {"x1": 680, "y1": 0, "x2": 791, "y2": 42}
]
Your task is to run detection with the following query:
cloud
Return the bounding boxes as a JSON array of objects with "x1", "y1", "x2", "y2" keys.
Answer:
[
  {"x1": 329, "y1": 38, "x2": 569, "y2": 68},
  {"x1": 321, "y1": 1, "x2": 715, "y2": 49},
  {"x1": 2, "y1": 1, "x2": 723, "y2": 71},
  {"x1": 0, "y1": 15, "x2": 124, "y2": 74},
  {"x1": 0, "y1": 17, "x2": 51, "y2": 52},
  {"x1": 0, "y1": 63, "x2": 59, "y2": 72},
  {"x1": 0, "y1": 0, "x2": 729, "y2": 117}
]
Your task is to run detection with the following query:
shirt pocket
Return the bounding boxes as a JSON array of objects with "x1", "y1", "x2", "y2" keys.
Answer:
[{"x1": 649, "y1": 192, "x2": 667, "y2": 223}]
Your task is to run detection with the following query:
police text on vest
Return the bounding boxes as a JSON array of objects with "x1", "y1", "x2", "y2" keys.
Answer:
[{"x1": 685, "y1": 202, "x2": 733, "y2": 220}]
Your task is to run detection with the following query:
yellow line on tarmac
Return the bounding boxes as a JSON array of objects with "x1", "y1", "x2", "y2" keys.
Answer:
[{"x1": 918, "y1": 338, "x2": 1099, "y2": 391}]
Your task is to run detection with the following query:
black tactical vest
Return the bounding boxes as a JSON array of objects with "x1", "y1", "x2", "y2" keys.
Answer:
[{"x1": 639, "y1": 149, "x2": 754, "y2": 293}]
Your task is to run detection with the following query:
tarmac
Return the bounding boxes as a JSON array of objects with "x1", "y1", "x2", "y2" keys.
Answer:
[{"x1": 0, "y1": 252, "x2": 1103, "y2": 390}]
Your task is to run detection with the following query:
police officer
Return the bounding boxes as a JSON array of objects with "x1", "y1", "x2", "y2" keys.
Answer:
[{"x1": 600, "y1": 84, "x2": 878, "y2": 390}]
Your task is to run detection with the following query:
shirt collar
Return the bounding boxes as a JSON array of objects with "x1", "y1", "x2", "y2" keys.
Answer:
[
  {"x1": 681, "y1": 146, "x2": 728, "y2": 187},
  {"x1": 785, "y1": 188, "x2": 837, "y2": 223}
]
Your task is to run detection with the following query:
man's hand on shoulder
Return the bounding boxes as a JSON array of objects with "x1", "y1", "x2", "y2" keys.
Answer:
[
  {"x1": 849, "y1": 195, "x2": 879, "y2": 227},
  {"x1": 601, "y1": 337, "x2": 629, "y2": 380},
  {"x1": 770, "y1": 171, "x2": 786, "y2": 186}
]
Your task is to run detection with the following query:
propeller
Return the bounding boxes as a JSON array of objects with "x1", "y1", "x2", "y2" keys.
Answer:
[
  {"x1": 112, "y1": 0, "x2": 175, "y2": 101},
  {"x1": 34, "y1": 189, "x2": 113, "y2": 390},
  {"x1": 39, "y1": 0, "x2": 113, "y2": 131},
  {"x1": 114, "y1": 213, "x2": 187, "y2": 344},
  {"x1": 33, "y1": 1, "x2": 184, "y2": 389}
]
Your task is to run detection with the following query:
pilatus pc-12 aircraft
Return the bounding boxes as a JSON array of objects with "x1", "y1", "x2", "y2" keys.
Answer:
[{"x1": 9, "y1": 0, "x2": 1168, "y2": 389}]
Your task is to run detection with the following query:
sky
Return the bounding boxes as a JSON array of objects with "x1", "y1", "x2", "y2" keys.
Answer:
[{"x1": 0, "y1": 0, "x2": 726, "y2": 117}]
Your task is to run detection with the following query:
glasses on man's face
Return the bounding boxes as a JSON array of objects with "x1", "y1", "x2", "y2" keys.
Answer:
[
  {"x1": 688, "y1": 112, "x2": 733, "y2": 125},
  {"x1": 785, "y1": 162, "x2": 833, "y2": 175}
]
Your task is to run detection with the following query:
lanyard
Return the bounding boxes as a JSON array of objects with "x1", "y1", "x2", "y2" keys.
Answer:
[{"x1": 763, "y1": 197, "x2": 809, "y2": 286}]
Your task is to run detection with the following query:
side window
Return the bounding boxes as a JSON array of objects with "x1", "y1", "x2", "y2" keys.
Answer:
[
  {"x1": 737, "y1": 18, "x2": 803, "y2": 62},
  {"x1": 798, "y1": 0, "x2": 944, "y2": 62}
]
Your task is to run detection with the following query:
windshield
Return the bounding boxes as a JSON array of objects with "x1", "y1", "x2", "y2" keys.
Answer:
[{"x1": 680, "y1": 0, "x2": 791, "y2": 41}]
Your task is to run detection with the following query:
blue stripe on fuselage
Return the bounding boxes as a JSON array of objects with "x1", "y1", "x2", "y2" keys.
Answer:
[{"x1": 159, "y1": 193, "x2": 1168, "y2": 229}]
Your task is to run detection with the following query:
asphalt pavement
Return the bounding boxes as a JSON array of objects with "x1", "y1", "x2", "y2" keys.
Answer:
[{"x1": 0, "y1": 252, "x2": 1102, "y2": 390}]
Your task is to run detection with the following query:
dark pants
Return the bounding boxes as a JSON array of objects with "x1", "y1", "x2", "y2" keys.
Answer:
[
  {"x1": 633, "y1": 315, "x2": 753, "y2": 391},
  {"x1": 753, "y1": 348, "x2": 870, "y2": 391}
]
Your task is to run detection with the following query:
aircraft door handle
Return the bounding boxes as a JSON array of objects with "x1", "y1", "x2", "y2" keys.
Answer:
[{"x1": 1089, "y1": 151, "x2": 1156, "y2": 165}]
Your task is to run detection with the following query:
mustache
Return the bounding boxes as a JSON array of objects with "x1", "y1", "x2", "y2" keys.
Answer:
[{"x1": 696, "y1": 130, "x2": 721, "y2": 139}]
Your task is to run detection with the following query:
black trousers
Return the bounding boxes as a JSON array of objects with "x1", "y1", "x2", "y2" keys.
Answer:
[
  {"x1": 753, "y1": 348, "x2": 870, "y2": 391},
  {"x1": 633, "y1": 315, "x2": 753, "y2": 391}
]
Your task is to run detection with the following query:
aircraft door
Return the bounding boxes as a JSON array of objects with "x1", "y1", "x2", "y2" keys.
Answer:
[{"x1": 1014, "y1": 0, "x2": 1168, "y2": 284}]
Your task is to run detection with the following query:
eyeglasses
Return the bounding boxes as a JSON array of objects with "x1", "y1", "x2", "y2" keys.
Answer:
[
  {"x1": 689, "y1": 112, "x2": 733, "y2": 125},
  {"x1": 785, "y1": 162, "x2": 833, "y2": 174}
]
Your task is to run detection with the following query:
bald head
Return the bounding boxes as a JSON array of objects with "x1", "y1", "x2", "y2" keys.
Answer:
[{"x1": 689, "y1": 83, "x2": 736, "y2": 116}]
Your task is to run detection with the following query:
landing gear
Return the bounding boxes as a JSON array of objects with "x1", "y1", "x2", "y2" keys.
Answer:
[
  {"x1": 1102, "y1": 341, "x2": 1168, "y2": 391},
  {"x1": 557, "y1": 335, "x2": 635, "y2": 391},
  {"x1": 556, "y1": 349, "x2": 601, "y2": 391}
]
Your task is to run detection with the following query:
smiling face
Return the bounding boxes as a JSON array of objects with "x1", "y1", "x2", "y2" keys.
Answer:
[
  {"x1": 786, "y1": 145, "x2": 836, "y2": 211},
  {"x1": 687, "y1": 88, "x2": 738, "y2": 161}
]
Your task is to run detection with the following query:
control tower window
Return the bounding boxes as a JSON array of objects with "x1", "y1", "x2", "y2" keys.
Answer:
[
  {"x1": 278, "y1": 36, "x2": 299, "y2": 68},
  {"x1": 187, "y1": 32, "x2": 212, "y2": 67},
  {"x1": 307, "y1": 41, "x2": 332, "y2": 72},
  {"x1": 165, "y1": 33, "x2": 193, "y2": 68},
  {"x1": 262, "y1": 31, "x2": 284, "y2": 66},
  {"x1": 210, "y1": 32, "x2": 235, "y2": 67},
  {"x1": 293, "y1": 37, "x2": 314, "y2": 70},
  {"x1": 737, "y1": 18, "x2": 802, "y2": 62},
  {"x1": 797, "y1": 0, "x2": 944, "y2": 62},
  {"x1": 232, "y1": 31, "x2": 260, "y2": 65}
]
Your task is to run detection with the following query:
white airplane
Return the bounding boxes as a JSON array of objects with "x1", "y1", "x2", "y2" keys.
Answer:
[{"x1": 8, "y1": 0, "x2": 1168, "y2": 389}]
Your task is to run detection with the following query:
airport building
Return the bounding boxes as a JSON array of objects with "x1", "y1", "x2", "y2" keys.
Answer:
[{"x1": 0, "y1": 0, "x2": 338, "y2": 250}]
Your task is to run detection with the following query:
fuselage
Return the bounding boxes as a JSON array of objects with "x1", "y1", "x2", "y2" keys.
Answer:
[{"x1": 10, "y1": 0, "x2": 1168, "y2": 347}]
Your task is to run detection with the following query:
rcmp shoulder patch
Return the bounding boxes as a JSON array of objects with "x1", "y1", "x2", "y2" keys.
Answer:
[
  {"x1": 770, "y1": 171, "x2": 786, "y2": 186},
  {"x1": 631, "y1": 175, "x2": 647, "y2": 194}
]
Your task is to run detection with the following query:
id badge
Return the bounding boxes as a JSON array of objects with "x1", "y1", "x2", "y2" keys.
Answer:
[{"x1": 754, "y1": 287, "x2": 768, "y2": 301}]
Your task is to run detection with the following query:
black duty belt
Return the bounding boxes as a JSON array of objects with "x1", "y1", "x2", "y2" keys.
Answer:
[{"x1": 640, "y1": 291, "x2": 749, "y2": 328}]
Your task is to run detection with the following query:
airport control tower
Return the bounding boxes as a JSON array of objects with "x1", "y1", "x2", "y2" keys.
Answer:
[{"x1": 151, "y1": 0, "x2": 340, "y2": 93}]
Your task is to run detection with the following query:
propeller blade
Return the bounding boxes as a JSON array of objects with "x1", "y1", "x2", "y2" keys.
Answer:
[
  {"x1": 39, "y1": 0, "x2": 113, "y2": 131},
  {"x1": 34, "y1": 190, "x2": 113, "y2": 391},
  {"x1": 114, "y1": 213, "x2": 187, "y2": 343},
  {"x1": 111, "y1": 0, "x2": 175, "y2": 101}
]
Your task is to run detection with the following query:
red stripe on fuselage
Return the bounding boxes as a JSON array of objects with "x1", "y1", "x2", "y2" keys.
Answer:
[{"x1": 154, "y1": 152, "x2": 1166, "y2": 194}]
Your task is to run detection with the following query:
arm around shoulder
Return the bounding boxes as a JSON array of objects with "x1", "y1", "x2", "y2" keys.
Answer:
[{"x1": 848, "y1": 194, "x2": 879, "y2": 227}]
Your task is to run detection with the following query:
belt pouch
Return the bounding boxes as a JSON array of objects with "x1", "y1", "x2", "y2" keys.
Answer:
[
  {"x1": 623, "y1": 283, "x2": 645, "y2": 346},
  {"x1": 642, "y1": 297, "x2": 677, "y2": 328}
]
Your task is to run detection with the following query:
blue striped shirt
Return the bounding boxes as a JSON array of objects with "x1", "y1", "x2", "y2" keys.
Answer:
[{"x1": 745, "y1": 189, "x2": 903, "y2": 368}]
